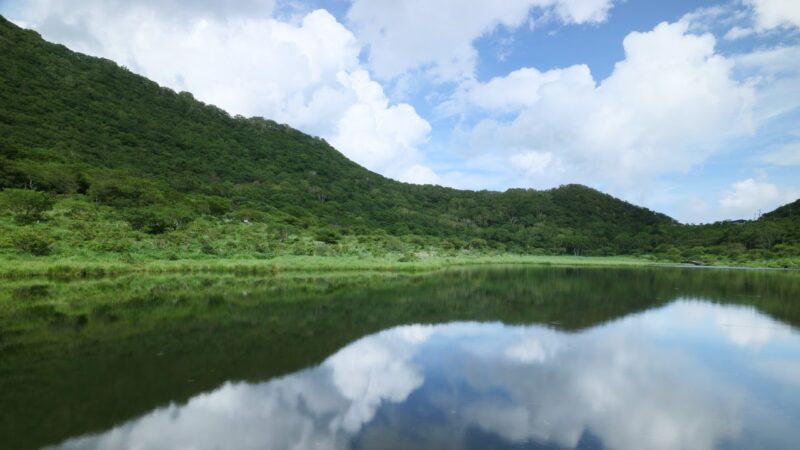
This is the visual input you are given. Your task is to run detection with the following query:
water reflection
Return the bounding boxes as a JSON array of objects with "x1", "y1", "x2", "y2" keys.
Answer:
[{"x1": 49, "y1": 300, "x2": 800, "y2": 450}]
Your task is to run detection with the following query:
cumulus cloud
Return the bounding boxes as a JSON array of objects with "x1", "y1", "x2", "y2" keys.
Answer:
[
  {"x1": 463, "y1": 339, "x2": 740, "y2": 450},
  {"x1": 47, "y1": 303, "x2": 800, "y2": 450},
  {"x1": 45, "y1": 375, "x2": 352, "y2": 450},
  {"x1": 452, "y1": 301, "x2": 800, "y2": 450},
  {"x1": 745, "y1": 0, "x2": 800, "y2": 30},
  {"x1": 9, "y1": 0, "x2": 438, "y2": 182},
  {"x1": 504, "y1": 333, "x2": 559, "y2": 363},
  {"x1": 447, "y1": 66, "x2": 585, "y2": 113},
  {"x1": 329, "y1": 71, "x2": 433, "y2": 180},
  {"x1": 714, "y1": 306, "x2": 794, "y2": 348},
  {"x1": 326, "y1": 324, "x2": 430, "y2": 432},
  {"x1": 397, "y1": 164, "x2": 441, "y2": 185},
  {"x1": 719, "y1": 0, "x2": 800, "y2": 42},
  {"x1": 346, "y1": 0, "x2": 615, "y2": 81},
  {"x1": 719, "y1": 176, "x2": 799, "y2": 219},
  {"x1": 47, "y1": 325, "x2": 432, "y2": 450},
  {"x1": 453, "y1": 21, "x2": 755, "y2": 184}
]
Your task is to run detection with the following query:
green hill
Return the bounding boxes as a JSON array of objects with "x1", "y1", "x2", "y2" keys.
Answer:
[
  {"x1": 763, "y1": 199, "x2": 799, "y2": 220},
  {"x1": 0, "y1": 16, "x2": 797, "y2": 267}
]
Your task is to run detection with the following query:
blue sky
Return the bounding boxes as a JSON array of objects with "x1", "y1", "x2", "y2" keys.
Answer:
[{"x1": 2, "y1": 0, "x2": 799, "y2": 222}]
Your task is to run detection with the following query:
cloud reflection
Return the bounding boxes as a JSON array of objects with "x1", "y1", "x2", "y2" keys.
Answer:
[{"x1": 48, "y1": 303, "x2": 800, "y2": 450}]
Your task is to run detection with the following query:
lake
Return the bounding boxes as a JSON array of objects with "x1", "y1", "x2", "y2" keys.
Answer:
[{"x1": 1, "y1": 267, "x2": 799, "y2": 449}]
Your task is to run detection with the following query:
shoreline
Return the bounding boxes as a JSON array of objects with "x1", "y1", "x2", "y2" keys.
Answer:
[
  {"x1": 0, "y1": 254, "x2": 790, "y2": 279},
  {"x1": 0, "y1": 254, "x2": 655, "y2": 278}
]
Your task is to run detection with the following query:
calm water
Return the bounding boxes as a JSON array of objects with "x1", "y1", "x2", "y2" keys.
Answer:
[{"x1": 2, "y1": 267, "x2": 800, "y2": 449}]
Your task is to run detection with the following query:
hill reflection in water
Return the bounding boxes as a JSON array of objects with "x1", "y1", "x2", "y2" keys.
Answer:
[{"x1": 48, "y1": 299, "x2": 800, "y2": 450}]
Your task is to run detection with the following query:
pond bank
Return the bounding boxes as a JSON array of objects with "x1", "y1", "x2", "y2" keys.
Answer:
[{"x1": 0, "y1": 254, "x2": 657, "y2": 278}]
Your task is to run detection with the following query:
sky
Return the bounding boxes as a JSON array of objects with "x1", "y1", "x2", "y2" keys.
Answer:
[{"x1": 1, "y1": 0, "x2": 799, "y2": 223}]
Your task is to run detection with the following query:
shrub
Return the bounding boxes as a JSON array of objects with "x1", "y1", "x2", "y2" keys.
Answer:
[
  {"x1": 0, "y1": 188, "x2": 55, "y2": 223},
  {"x1": 398, "y1": 252, "x2": 419, "y2": 262},
  {"x1": 11, "y1": 228, "x2": 53, "y2": 256},
  {"x1": 384, "y1": 237, "x2": 405, "y2": 252},
  {"x1": 87, "y1": 178, "x2": 164, "y2": 207},
  {"x1": 10, "y1": 160, "x2": 80, "y2": 193},
  {"x1": 200, "y1": 241, "x2": 217, "y2": 255},
  {"x1": 230, "y1": 208, "x2": 272, "y2": 223},
  {"x1": 91, "y1": 237, "x2": 134, "y2": 253},
  {"x1": 313, "y1": 242, "x2": 333, "y2": 256},
  {"x1": 123, "y1": 206, "x2": 193, "y2": 234},
  {"x1": 200, "y1": 196, "x2": 232, "y2": 216},
  {"x1": 467, "y1": 238, "x2": 488, "y2": 250},
  {"x1": 314, "y1": 229, "x2": 339, "y2": 244}
]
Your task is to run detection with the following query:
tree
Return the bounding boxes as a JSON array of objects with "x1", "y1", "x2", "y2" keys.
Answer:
[{"x1": 0, "y1": 189, "x2": 55, "y2": 223}]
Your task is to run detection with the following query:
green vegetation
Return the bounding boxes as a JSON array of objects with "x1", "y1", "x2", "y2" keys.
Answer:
[
  {"x1": 0, "y1": 254, "x2": 652, "y2": 278},
  {"x1": 0, "y1": 188, "x2": 55, "y2": 223},
  {"x1": 1, "y1": 16, "x2": 798, "y2": 268}
]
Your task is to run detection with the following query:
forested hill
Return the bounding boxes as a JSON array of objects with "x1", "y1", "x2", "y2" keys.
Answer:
[
  {"x1": 1, "y1": 16, "x2": 798, "y2": 265},
  {"x1": 763, "y1": 200, "x2": 799, "y2": 220}
]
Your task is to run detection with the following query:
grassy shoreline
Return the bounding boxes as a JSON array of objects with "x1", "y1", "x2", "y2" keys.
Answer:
[
  {"x1": 0, "y1": 254, "x2": 663, "y2": 278},
  {"x1": 2, "y1": 253, "x2": 794, "y2": 279}
]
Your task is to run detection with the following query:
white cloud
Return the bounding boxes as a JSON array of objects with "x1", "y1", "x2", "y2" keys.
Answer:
[
  {"x1": 720, "y1": 178, "x2": 780, "y2": 214},
  {"x1": 326, "y1": 324, "x2": 429, "y2": 432},
  {"x1": 735, "y1": 45, "x2": 800, "y2": 75},
  {"x1": 398, "y1": 164, "x2": 441, "y2": 185},
  {"x1": 720, "y1": 177, "x2": 799, "y2": 218},
  {"x1": 679, "y1": 5, "x2": 735, "y2": 34},
  {"x1": 746, "y1": 0, "x2": 800, "y2": 30},
  {"x1": 673, "y1": 174, "x2": 799, "y2": 224},
  {"x1": 714, "y1": 306, "x2": 794, "y2": 348},
  {"x1": 448, "y1": 66, "x2": 587, "y2": 113},
  {"x1": 505, "y1": 334, "x2": 553, "y2": 363},
  {"x1": 9, "y1": 0, "x2": 438, "y2": 183},
  {"x1": 48, "y1": 303, "x2": 800, "y2": 450},
  {"x1": 724, "y1": 25, "x2": 756, "y2": 40},
  {"x1": 45, "y1": 375, "x2": 352, "y2": 450},
  {"x1": 454, "y1": 21, "x2": 755, "y2": 184},
  {"x1": 510, "y1": 151, "x2": 556, "y2": 176},
  {"x1": 329, "y1": 71, "x2": 433, "y2": 179},
  {"x1": 552, "y1": 0, "x2": 615, "y2": 23},
  {"x1": 694, "y1": 2, "x2": 800, "y2": 40},
  {"x1": 46, "y1": 325, "x2": 433, "y2": 450},
  {"x1": 346, "y1": 0, "x2": 615, "y2": 81},
  {"x1": 733, "y1": 45, "x2": 800, "y2": 123},
  {"x1": 762, "y1": 141, "x2": 800, "y2": 166}
]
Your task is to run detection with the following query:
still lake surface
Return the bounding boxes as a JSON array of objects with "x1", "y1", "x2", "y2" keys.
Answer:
[{"x1": 1, "y1": 267, "x2": 799, "y2": 449}]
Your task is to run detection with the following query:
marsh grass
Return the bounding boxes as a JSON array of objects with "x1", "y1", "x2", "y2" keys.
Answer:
[{"x1": 0, "y1": 254, "x2": 656, "y2": 278}]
